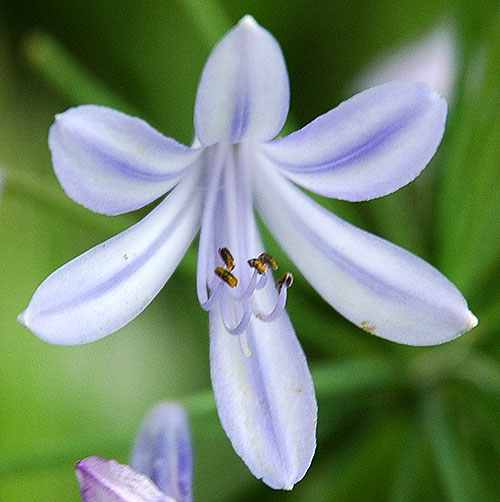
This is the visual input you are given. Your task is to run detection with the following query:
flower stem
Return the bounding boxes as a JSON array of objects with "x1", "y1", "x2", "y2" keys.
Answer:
[
  {"x1": 21, "y1": 31, "x2": 139, "y2": 115},
  {"x1": 178, "y1": 0, "x2": 232, "y2": 48}
]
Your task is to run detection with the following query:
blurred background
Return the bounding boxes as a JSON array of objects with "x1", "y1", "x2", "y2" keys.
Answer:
[{"x1": 1, "y1": 0, "x2": 499, "y2": 500}]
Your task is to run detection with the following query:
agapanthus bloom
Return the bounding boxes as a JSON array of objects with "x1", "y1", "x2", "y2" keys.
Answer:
[
  {"x1": 19, "y1": 15, "x2": 477, "y2": 489},
  {"x1": 77, "y1": 402, "x2": 192, "y2": 502}
]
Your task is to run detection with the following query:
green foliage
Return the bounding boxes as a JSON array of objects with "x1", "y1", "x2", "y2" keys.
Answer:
[{"x1": 0, "y1": 0, "x2": 499, "y2": 500}]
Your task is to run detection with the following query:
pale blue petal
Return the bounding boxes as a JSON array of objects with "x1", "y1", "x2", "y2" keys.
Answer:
[
  {"x1": 260, "y1": 82, "x2": 447, "y2": 201},
  {"x1": 194, "y1": 16, "x2": 289, "y2": 146},
  {"x1": 254, "y1": 160, "x2": 478, "y2": 346},
  {"x1": 76, "y1": 457, "x2": 176, "y2": 502},
  {"x1": 209, "y1": 226, "x2": 317, "y2": 489},
  {"x1": 18, "y1": 166, "x2": 203, "y2": 345},
  {"x1": 50, "y1": 105, "x2": 201, "y2": 215},
  {"x1": 131, "y1": 403, "x2": 192, "y2": 502}
]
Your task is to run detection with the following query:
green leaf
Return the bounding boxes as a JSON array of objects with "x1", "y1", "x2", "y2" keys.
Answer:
[
  {"x1": 22, "y1": 32, "x2": 139, "y2": 115},
  {"x1": 421, "y1": 391, "x2": 488, "y2": 502},
  {"x1": 437, "y1": 7, "x2": 500, "y2": 295}
]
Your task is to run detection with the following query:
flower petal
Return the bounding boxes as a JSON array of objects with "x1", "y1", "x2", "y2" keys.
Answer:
[
  {"x1": 209, "y1": 239, "x2": 317, "y2": 489},
  {"x1": 76, "y1": 456, "x2": 176, "y2": 502},
  {"x1": 210, "y1": 309, "x2": 317, "y2": 489},
  {"x1": 49, "y1": 105, "x2": 201, "y2": 215},
  {"x1": 260, "y1": 82, "x2": 447, "y2": 201},
  {"x1": 254, "y1": 161, "x2": 477, "y2": 346},
  {"x1": 131, "y1": 403, "x2": 193, "y2": 502},
  {"x1": 194, "y1": 15, "x2": 289, "y2": 146},
  {"x1": 18, "y1": 166, "x2": 203, "y2": 345}
]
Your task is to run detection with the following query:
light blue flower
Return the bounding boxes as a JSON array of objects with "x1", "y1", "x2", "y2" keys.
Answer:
[
  {"x1": 19, "y1": 15, "x2": 477, "y2": 489},
  {"x1": 77, "y1": 402, "x2": 192, "y2": 502}
]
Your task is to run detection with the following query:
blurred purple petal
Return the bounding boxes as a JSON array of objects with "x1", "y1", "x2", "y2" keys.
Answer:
[
  {"x1": 76, "y1": 456, "x2": 176, "y2": 502},
  {"x1": 254, "y1": 162, "x2": 477, "y2": 346},
  {"x1": 261, "y1": 82, "x2": 447, "y2": 201},
  {"x1": 50, "y1": 105, "x2": 201, "y2": 215},
  {"x1": 194, "y1": 16, "x2": 289, "y2": 146},
  {"x1": 18, "y1": 166, "x2": 203, "y2": 345},
  {"x1": 354, "y1": 24, "x2": 457, "y2": 98},
  {"x1": 131, "y1": 403, "x2": 193, "y2": 502}
]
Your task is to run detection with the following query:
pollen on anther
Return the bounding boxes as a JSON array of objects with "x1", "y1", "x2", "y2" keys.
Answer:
[
  {"x1": 276, "y1": 272, "x2": 293, "y2": 289},
  {"x1": 215, "y1": 266, "x2": 238, "y2": 287},
  {"x1": 258, "y1": 252, "x2": 278, "y2": 270},
  {"x1": 219, "y1": 247, "x2": 235, "y2": 271},
  {"x1": 248, "y1": 258, "x2": 267, "y2": 274}
]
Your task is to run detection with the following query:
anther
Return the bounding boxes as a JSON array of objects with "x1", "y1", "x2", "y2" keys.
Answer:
[
  {"x1": 258, "y1": 252, "x2": 278, "y2": 270},
  {"x1": 247, "y1": 258, "x2": 267, "y2": 274},
  {"x1": 215, "y1": 266, "x2": 238, "y2": 288},
  {"x1": 219, "y1": 247, "x2": 235, "y2": 271},
  {"x1": 276, "y1": 272, "x2": 293, "y2": 289}
]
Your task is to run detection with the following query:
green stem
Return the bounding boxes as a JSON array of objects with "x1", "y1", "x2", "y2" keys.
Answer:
[
  {"x1": 22, "y1": 32, "x2": 139, "y2": 115},
  {"x1": 421, "y1": 391, "x2": 470, "y2": 502},
  {"x1": 178, "y1": 0, "x2": 232, "y2": 48}
]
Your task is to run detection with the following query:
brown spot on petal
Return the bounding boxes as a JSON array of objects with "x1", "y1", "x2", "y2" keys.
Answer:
[{"x1": 361, "y1": 321, "x2": 377, "y2": 335}]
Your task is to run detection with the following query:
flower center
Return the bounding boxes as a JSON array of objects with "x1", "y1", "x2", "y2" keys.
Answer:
[{"x1": 200, "y1": 247, "x2": 293, "y2": 337}]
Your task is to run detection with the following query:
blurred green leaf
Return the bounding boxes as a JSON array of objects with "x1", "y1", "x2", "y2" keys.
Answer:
[
  {"x1": 388, "y1": 428, "x2": 427, "y2": 502},
  {"x1": 421, "y1": 391, "x2": 491, "y2": 502},
  {"x1": 437, "y1": 6, "x2": 500, "y2": 296},
  {"x1": 178, "y1": 0, "x2": 231, "y2": 47},
  {"x1": 22, "y1": 32, "x2": 139, "y2": 115}
]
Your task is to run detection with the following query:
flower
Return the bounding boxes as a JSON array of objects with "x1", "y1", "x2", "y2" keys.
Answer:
[
  {"x1": 19, "y1": 15, "x2": 477, "y2": 489},
  {"x1": 353, "y1": 23, "x2": 458, "y2": 98},
  {"x1": 77, "y1": 402, "x2": 192, "y2": 502}
]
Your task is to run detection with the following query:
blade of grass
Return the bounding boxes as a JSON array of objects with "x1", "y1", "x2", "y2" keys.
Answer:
[
  {"x1": 22, "y1": 32, "x2": 139, "y2": 115},
  {"x1": 388, "y1": 427, "x2": 427, "y2": 502},
  {"x1": 177, "y1": 0, "x2": 231, "y2": 48},
  {"x1": 437, "y1": 7, "x2": 500, "y2": 293},
  {"x1": 421, "y1": 391, "x2": 480, "y2": 502}
]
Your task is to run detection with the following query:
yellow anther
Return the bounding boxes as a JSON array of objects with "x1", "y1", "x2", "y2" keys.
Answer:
[
  {"x1": 215, "y1": 266, "x2": 238, "y2": 288},
  {"x1": 247, "y1": 258, "x2": 268, "y2": 274},
  {"x1": 219, "y1": 247, "x2": 235, "y2": 271},
  {"x1": 258, "y1": 252, "x2": 278, "y2": 270},
  {"x1": 276, "y1": 272, "x2": 293, "y2": 289}
]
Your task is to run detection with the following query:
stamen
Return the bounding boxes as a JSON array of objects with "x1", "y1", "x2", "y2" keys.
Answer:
[
  {"x1": 256, "y1": 273, "x2": 268, "y2": 289},
  {"x1": 221, "y1": 297, "x2": 252, "y2": 335},
  {"x1": 200, "y1": 281, "x2": 223, "y2": 311},
  {"x1": 254, "y1": 272, "x2": 293, "y2": 322},
  {"x1": 219, "y1": 247, "x2": 235, "y2": 271},
  {"x1": 276, "y1": 272, "x2": 293, "y2": 289},
  {"x1": 237, "y1": 269, "x2": 259, "y2": 301},
  {"x1": 248, "y1": 258, "x2": 267, "y2": 274},
  {"x1": 258, "y1": 252, "x2": 278, "y2": 270},
  {"x1": 215, "y1": 266, "x2": 238, "y2": 288}
]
